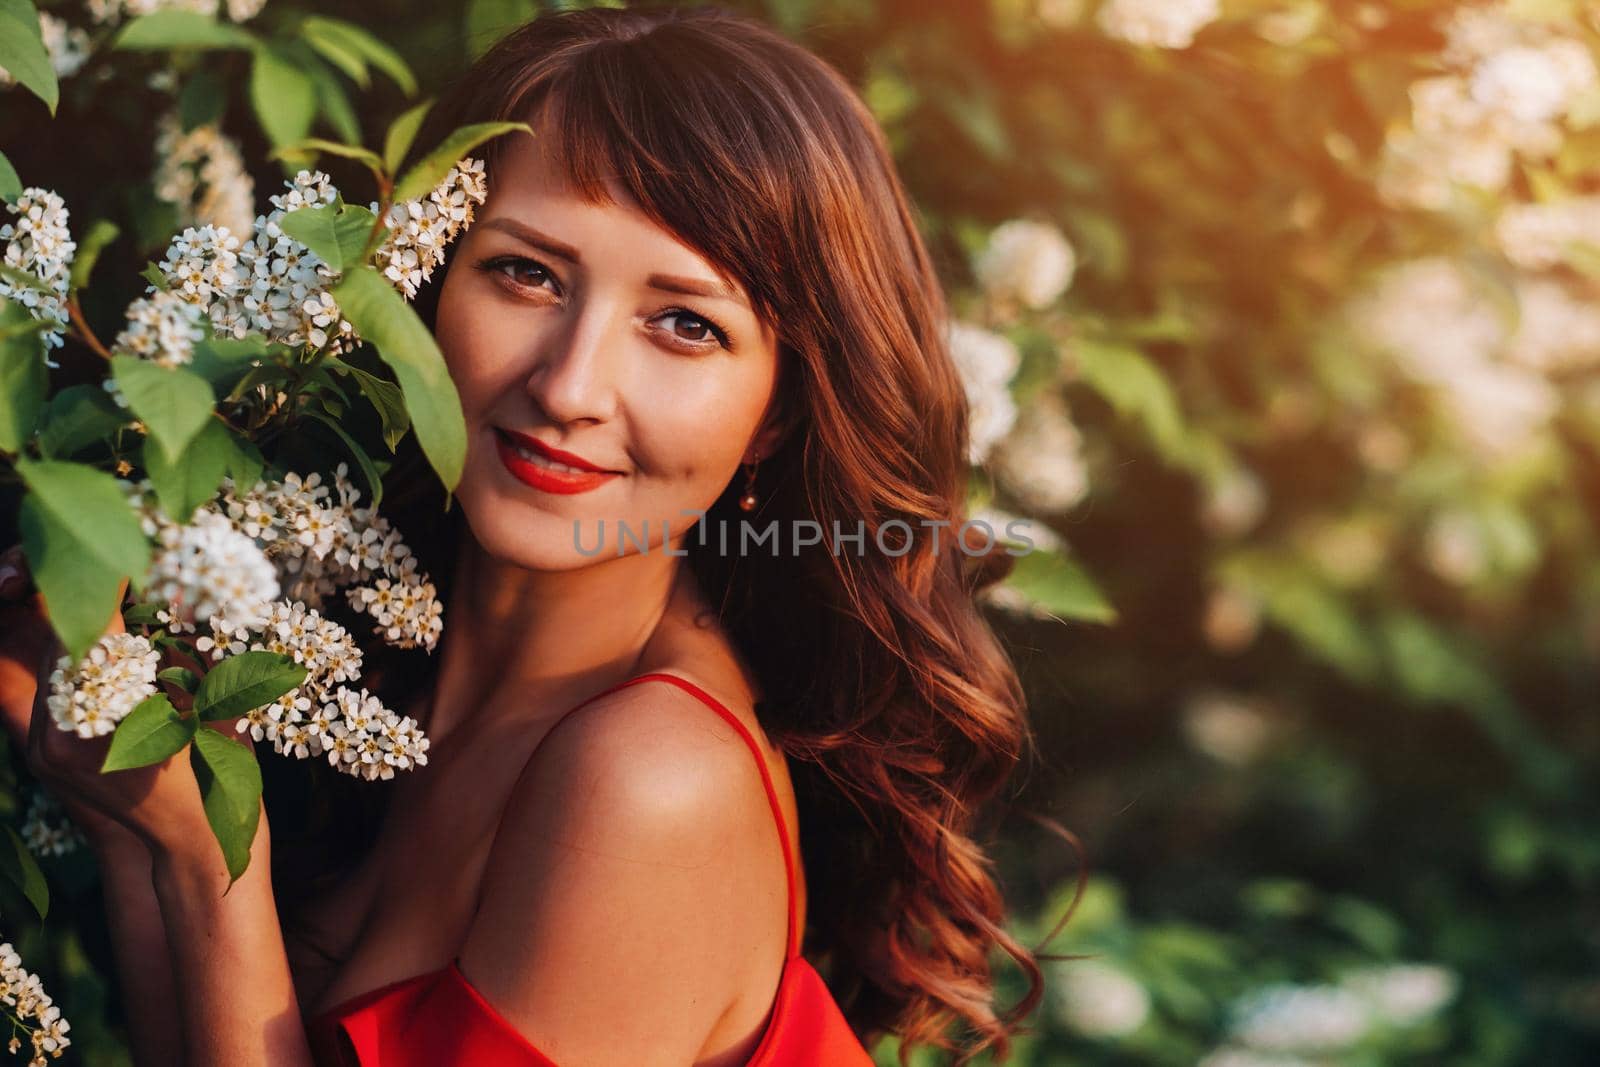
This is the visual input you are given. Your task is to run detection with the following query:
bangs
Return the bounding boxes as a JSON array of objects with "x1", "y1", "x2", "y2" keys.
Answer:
[{"x1": 476, "y1": 36, "x2": 796, "y2": 327}]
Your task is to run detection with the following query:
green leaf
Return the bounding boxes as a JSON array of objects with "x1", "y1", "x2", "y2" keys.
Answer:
[
  {"x1": 1072, "y1": 337, "x2": 1188, "y2": 461},
  {"x1": 0, "y1": 825, "x2": 47, "y2": 919},
  {"x1": 192, "y1": 651, "x2": 307, "y2": 722},
  {"x1": 250, "y1": 45, "x2": 318, "y2": 151},
  {"x1": 36, "y1": 383, "x2": 128, "y2": 460},
  {"x1": 1000, "y1": 548, "x2": 1116, "y2": 624},
  {"x1": 273, "y1": 138, "x2": 383, "y2": 175},
  {"x1": 277, "y1": 203, "x2": 378, "y2": 274},
  {"x1": 300, "y1": 17, "x2": 369, "y2": 89},
  {"x1": 301, "y1": 53, "x2": 362, "y2": 146},
  {"x1": 220, "y1": 428, "x2": 265, "y2": 491},
  {"x1": 157, "y1": 666, "x2": 201, "y2": 692},
  {"x1": 0, "y1": 300, "x2": 47, "y2": 452},
  {"x1": 382, "y1": 98, "x2": 433, "y2": 175},
  {"x1": 190, "y1": 728, "x2": 262, "y2": 886},
  {"x1": 304, "y1": 407, "x2": 383, "y2": 508},
  {"x1": 0, "y1": 149, "x2": 22, "y2": 202},
  {"x1": 298, "y1": 16, "x2": 416, "y2": 96},
  {"x1": 113, "y1": 11, "x2": 258, "y2": 50},
  {"x1": 110, "y1": 356, "x2": 216, "y2": 464},
  {"x1": 140, "y1": 261, "x2": 170, "y2": 292},
  {"x1": 68, "y1": 220, "x2": 121, "y2": 293},
  {"x1": 188, "y1": 334, "x2": 270, "y2": 391},
  {"x1": 122, "y1": 602, "x2": 167, "y2": 628},
  {"x1": 102, "y1": 693, "x2": 196, "y2": 771},
  {"x1": 465, "y1": 0, "x2": 536, "y2": 61},
  {"x1": 0, "y1": 0, "x2": 58, "y2": 115},
  {"x1": 141, "y1": 418, "x2": 229, "y2": 523},
  {"x1": 343, "y1": 362, "x2": 410, "y2": 453},
  {"x1": 15, "y1": 459, "x2": 152, "y2": 663},
  {"x1": 393, "y1": 121, "x2": 530, "y2": 202},
  {"x1": 178, "y1": 67, "x2": 228, "y2": 131},
  {"x1": 329, "y1": 267, "x2": 466, "y2": 491}
]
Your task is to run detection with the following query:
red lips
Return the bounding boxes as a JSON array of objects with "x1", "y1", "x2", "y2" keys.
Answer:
[{"x1": 494, "y1": 428, "x2": 622, "y2": 495}]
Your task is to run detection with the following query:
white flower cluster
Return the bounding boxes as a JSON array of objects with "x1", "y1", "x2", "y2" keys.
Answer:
[
  {"x1": 0, "y1": 12, "x2": 91, "y2": 87},
  {"x1": 153, "y1": 111, "x2": 256, "y2": 238},
  {"x1": 369, "y1": 158, "x2": 489, "y2": 298},
  {"x1": 146, "y1": 507, "x2": 281, "y2": 635},
  {"x1": 974, "y1": 218, "x2": 1077, "y2": 311},
  {"x1": 46, "y1": 632, "x2": 160, "y2": 739},
  {"x1": 1379, "y1": 4, "x2": 1599, "y2": 210},
  {"x1": 132, "y1": 463, "x2": 444, "y2": 654},
  {"x1": 1496, "y1": 196, "x2": 1600, "y2": 271},
  {"x1": 1211, "y1": 962, "x2": 1458, "y2": 1060},
  {"x1": 0, "y1": 941, "x2": 70, "y2": 1067},
  {"x1": 946, "y1": 321, "x2": 1020, "y2": 465},
  {"x1": 1348, "y1": 257, "x2": 1559, "y2": 464},
  {"x1": 1096, "y1": 0, "x2": 1220, "y2": 49},
  {"x1": 1049, "y1": 958, "x2": 1151, "y2": 1037},
  {"x1": 991, "y1": 394, "x2": 1090, "y2": 514},
  {"x1": 86, "y1": 0, "x2": 264, "y2": 25},
  {"x1": 111, "y1": 289, "x2": 208, "y2": 367},
  {"x1": 19, "y1": 788, "x2": 85, "y2": 859},
  {"x1": 0, "y1": 189, "x2": 75, "y2": 365},
  {"x1": 153, "y1": 162, "x2": 488, "y2": 356},
  {"x1": 263, "y1": 683, "x2": 430, "y2": 781},
  {"x1": 230, "y1": 600, "x2": 429, "y2": 780}
]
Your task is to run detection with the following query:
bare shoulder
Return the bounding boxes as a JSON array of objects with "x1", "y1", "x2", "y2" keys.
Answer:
[{"x1": 455, "y1": 672, "x2": 789, "y2": 1066}]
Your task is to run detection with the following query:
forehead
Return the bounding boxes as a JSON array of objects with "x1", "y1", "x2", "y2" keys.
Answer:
[{"x1": 479, "y1": 127, "x2": 732, "y2": 287}]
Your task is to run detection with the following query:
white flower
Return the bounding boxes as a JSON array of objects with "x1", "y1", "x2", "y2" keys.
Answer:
[
  {"x1": 19, "y1": 788, "x2": 86, "y2": 859},
  {"x1": 974, "y1": 219, "x2": 1076, "y2": 310},
  {"x1": 1182, "y1": 690, "x2": 1273, "y2": 766},
  {"x1": 1049, "y1": 959, "x2": 1151, "y2": 1037},
  {"x1": 1423, "y1": 510, "x2": 1489, "y2": 585},
  {"x1": 1339, "y1": 962, "x2": 1459, "y2": 1026},
  {"x1": 1505, "y1": 276, "x2": 1600, "y2": 374},
  {"x1": 0, "y1": 939, "x2": 72, "y2": 1062},
  {"x1": 146, "y1": 508, "x2": 280, "y2": 634},
  {"x1": 153, "y1": 111, "x2": 256, "y2": 237},
  {"x1": 0, "y1": 12, "x2": 91, "y2": 86},
  {"x1": 946, "y1": 321, "x2": 1021, "y2": 465},
  {"x1": 0, "y1": 188, "x2": 75, "y2": 363},
  {"x1": 1096, "y1": 0, "x2": 1220, "y2": 49},
  {"x1": 991, "y1": 395, "x2": 1090, "y2": 514},
  {"x1": 87, "y1": 0, "x2": 262, "y2": 25},
  {"x1": 46, "y1": 632, "x2": 160, "y2": 739},
  {"x1": 112, "y1": 289, "x2": 207, "y2": 367},
  {"x1": 1227, "y1": 982, "x2": 1371, "y2": 1052},
  {"x1": 370, "y1": 157, "x2": 489, "y2": 299},
  {"x1": 1200, "y1": 466, "x2": 1266, "y2": 538}
]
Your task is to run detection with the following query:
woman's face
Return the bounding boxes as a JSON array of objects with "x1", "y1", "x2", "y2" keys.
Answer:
[{"x1": 435, "y1": 127, "x2": 785, "y2": 571}]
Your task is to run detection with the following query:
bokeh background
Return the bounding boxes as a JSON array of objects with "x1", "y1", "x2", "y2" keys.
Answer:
[{"x1": 4, "y1": 0, "x2": 1599, "y2": 1063}]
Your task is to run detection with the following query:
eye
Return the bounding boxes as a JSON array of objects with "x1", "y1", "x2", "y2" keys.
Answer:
[
  {"x1": 655, "y1": 309, "x2": 733, "y2": 351},
  {"x1": 476, "y1": 254, "x2": 559, "y2": 294}
]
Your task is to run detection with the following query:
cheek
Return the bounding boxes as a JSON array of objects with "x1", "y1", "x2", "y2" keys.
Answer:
[{"x1": 625, "y1": 364, "x2": 774, "y2": 486}]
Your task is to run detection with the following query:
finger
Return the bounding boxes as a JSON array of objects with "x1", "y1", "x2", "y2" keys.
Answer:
[{"x1": 0, "y1": 546, "x2": 31, "y2": 601}]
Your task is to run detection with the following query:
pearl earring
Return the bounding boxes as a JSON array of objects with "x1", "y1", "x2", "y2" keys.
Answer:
[{"x1": 738, "y1": 455, "x2": 761, "y2": 512}]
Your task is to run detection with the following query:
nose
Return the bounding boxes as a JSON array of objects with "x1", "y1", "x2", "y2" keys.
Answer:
[{"x1": 524, "y1": 294, "x2": 624, "y2": 427}]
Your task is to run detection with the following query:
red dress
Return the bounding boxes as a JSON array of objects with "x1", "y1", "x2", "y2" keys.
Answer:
[{"x1": 305, "y1": 671, "x2": 876, "y2": 1066}]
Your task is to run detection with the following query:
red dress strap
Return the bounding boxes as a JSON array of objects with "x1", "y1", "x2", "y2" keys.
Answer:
[{"x1": 600, "y1": 671, "x2": 802, "y2": 960}]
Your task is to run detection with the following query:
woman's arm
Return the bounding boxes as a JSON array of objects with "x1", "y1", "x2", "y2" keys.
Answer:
[
  {"x1": 148, "y1": 802, "x2": 315, "y2": 1067},
  {"x1": 93, "y1": 833, "x2": 186, "y2": 1067}
]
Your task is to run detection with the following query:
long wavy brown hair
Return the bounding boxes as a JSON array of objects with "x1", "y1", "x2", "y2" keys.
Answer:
[{"x1": 287, "y1": 6, "x2": 1086, "y2": 1064}]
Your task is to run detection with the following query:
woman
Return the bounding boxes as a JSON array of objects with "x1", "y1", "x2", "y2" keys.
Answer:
[{"x1": 0, "y1": 6, "x2": 1071, "y2": 1065}]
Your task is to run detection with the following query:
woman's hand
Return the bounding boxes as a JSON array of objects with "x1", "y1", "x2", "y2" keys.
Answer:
[{"x1": 0, "y1": 545, "x2": 246, "y2": 865}]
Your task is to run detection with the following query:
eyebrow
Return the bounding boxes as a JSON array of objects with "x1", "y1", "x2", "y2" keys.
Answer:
[{"x1": 480, "y1": 217, "x2": 751, "y2": 310}]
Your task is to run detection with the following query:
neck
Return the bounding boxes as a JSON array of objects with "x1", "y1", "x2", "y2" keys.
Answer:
[{"x1": 420, "y1": 524, "x2": 691, "y2": 746}]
